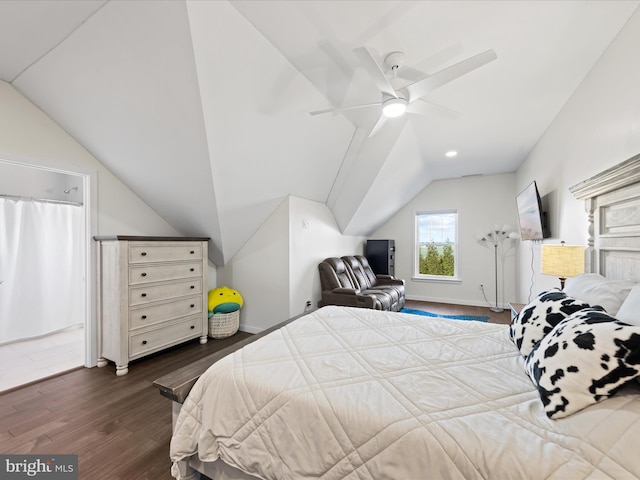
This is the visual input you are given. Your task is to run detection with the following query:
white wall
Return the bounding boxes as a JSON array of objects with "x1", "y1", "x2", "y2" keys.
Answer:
[
  {"x1": 373, "y1": 173, "x2": 518, "y2": 309},
  {"x1": 289, "y1": 196, "x2": 366, "y2": 316},
  {"x1": 0, "y1": 163, "x2": 84, "y2": 204},
  {"x1": 218, "y1": 195, "x2": 365, "y2": 332},
  {"x1": 0, "y1": 81, "x2": 191, "y2": 366},
  {"x1": 217, "y1": 198, "x2": 290, "y2": 333},
  {"x1": 0, "y1": 81, "x2": 179, "y2": 236},
  {"x1": 515, "y1": 9, "x2": 640, "y2": 303}
]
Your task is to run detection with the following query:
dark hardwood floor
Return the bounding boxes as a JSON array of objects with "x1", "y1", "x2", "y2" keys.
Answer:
[
  {"x1": 0, "y1": 333, "x2": 252, "y2": 480},
  {"x1": 0, "y1": 301, "x2": 510, "y2": 479}
]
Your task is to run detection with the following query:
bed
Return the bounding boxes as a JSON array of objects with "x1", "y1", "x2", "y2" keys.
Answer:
[{"x1": 155, "y1": 154, "x2": 640, "y2": 480}]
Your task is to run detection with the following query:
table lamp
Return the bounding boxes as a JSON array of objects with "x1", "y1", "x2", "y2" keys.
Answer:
[{"x1": 541, "y1": 242, "x2": 585, "y2": 289}]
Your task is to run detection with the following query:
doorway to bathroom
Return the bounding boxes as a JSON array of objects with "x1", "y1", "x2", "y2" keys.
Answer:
[{"x1": 0, "y1": 160, "x2": 94, "y2": 391}]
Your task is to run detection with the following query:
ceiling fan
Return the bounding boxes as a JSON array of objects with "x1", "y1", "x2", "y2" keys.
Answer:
[{"x1": 310, "y1": 46, "x2": 497, "y2": 137}]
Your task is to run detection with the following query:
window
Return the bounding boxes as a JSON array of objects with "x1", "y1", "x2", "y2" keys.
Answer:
[{"x1": 415, "y1": 211, "x2": 458, "y2": 280}]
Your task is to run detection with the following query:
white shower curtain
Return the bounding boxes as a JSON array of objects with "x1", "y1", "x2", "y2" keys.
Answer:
[{"x1": 0, "y1": 197, "x2": 84, "y2": 344}]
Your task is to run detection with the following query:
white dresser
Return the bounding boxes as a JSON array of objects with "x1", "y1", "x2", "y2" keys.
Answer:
[{"x1": 95, "y1": 236, "x2": 209, "y2": 375}]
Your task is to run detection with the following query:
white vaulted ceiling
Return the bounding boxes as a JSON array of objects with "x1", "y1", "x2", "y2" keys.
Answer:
[{"x1": 0, "y1": 0, "x2": 637, "y2": 265}]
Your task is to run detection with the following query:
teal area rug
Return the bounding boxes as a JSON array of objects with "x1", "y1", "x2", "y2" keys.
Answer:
[{"x1": 400, "y1": 308, "x2": 489, "y2": 323}]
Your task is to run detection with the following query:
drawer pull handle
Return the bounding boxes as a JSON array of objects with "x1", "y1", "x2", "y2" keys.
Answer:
[
  {"x1": 190, "y1": 325, "x2": 195, "y2": 330},
  {"x1": 190, "y1": 285, "x2": 195, "y2": 289},
  {"x1": 141, "y1": 315, "x2": 147, "y2": 319},
  {"x1": 141, "y1": 252, "x2": 147, "y2": 256},
  {"x1": 141, "y1": 293, "x2": 147, "y2": 297},
  {"x1": 142, "y1": 340, "x2": 147, "y2": 345},
  {"x1": 190, "y1": 250, "x2": 195, "y2": 254},
  {"x1": 190, "y1": 268, "x2": 195, "y2": 272},
  {"x1": 190, "y1": 304, "x2": 195, "y2": 308},
  {"x1": 141, "y1": 272, "x2": 147, "y2": 277}
]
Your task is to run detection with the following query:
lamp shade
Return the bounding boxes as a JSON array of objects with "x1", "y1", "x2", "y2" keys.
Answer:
[{"x1": 541, "y1": 244, "x2": 585, "y2": 279}]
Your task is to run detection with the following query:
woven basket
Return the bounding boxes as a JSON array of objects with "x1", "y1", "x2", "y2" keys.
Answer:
[{"x1": 208, "y1": 310, "x2": 240, "y2": 339}]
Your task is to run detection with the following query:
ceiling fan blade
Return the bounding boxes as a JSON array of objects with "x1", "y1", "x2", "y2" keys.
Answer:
[
  {"x1": 368, "y1": 114, "x2": 387, "y2": 137},
  {"x1": 309, "y1": 102, "x2": 382, "y2": 116},
  {"x1": 396, "y1": 43, "x2": 465, "y2": 84},
  {"x1": 319, "y1": 40, "x2": 354, "y2": 79},
  {"x1": 405, "y1": 49, "x2": 497, "y2": 102},
  {"x1": 394, "y1": 65, "x2": 427, "y2": 84},
  {"x1": 353, "y1": 46, "x2": 398, "y2": 98},
  {"x1": 407, "y1": 99, "x2": 461, "y2": 120}
]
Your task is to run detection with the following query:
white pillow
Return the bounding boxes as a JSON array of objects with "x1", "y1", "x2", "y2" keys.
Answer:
[
  {"x1": 563, "y1": 273, "x2": 635, "y2": 316},
  {"x1": 622, "y1": 287, "x2": 640, "y2": 387},
  {"x1": 616, "y1": 284, "x2": 640, "y2": 326}
]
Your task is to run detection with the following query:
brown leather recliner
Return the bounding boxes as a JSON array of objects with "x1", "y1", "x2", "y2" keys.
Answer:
[
  {"x1": 318, "y1": 256, "x2": 405, "y2": 311},
  {"x1": 342, "y1": 255, "x2": 405, "y2": 311},
  {"x1": 353, "y1": 255, "x2": 405, "y2": 311},
  {"x1": 318, "y1": 257, "x2": 391, "y2": 310}
]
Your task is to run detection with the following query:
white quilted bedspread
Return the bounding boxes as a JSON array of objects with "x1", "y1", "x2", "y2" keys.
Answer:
[{"x1": 170, "y1": 306, "x2": 640, "y2": 479}]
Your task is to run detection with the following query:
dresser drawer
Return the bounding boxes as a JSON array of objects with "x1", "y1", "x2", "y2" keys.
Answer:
[
  {"x1": 129, "y1": 278, "x2": 202, "y2": 306},
  {"x1": 129, "y1": 316, "x2": 202, "y2": 358},
  {"x1": 129, "y1": 262, "x2": 202, "y2": 285},
  {"x1": 129, "y1": 243, "x2": 203, "y2": 264},
  {"x1": 129, "y1": 295, "x2": 203, "y2": 329}
]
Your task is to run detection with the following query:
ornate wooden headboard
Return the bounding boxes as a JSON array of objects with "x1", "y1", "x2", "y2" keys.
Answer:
[{"x1": 570, "y1": 153, "x2": 640, "y2": 281}]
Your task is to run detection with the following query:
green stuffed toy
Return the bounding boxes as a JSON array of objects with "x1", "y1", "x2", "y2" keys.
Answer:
[{"x1": 208, "y1": 286, "x2": 243, "y2": 316}]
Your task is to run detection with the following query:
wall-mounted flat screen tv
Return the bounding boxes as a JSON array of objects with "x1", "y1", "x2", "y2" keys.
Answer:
[{"x1": 516, "y1": 181, "x2": 549, "y2": 240}]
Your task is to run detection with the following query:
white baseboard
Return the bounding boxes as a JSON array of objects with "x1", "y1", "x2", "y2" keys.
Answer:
[{"x1": 239, "y1": 325, "x2": 263, "y2": 335}]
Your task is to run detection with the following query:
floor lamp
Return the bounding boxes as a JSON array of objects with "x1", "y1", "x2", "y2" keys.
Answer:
[{"x1": 478, "y1": 226, "x2": 518, "y2": 313}]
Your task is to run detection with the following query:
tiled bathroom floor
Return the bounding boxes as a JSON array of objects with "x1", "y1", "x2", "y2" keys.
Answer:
[{"x1": 0, "y1": 326, "x2": 84, "y2": 392}]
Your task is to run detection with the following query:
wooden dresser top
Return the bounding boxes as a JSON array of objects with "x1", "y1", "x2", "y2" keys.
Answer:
[{"x1": 94, "y1": 235, "x2": 210, "y2": 242}]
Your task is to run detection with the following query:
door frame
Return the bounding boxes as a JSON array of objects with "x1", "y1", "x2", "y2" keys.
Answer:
[{"x1": 0, "y1": 159, "x2": 97, "y2": 367}]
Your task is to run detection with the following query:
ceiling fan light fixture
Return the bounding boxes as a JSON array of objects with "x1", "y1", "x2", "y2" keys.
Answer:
[{"x1": 382, "y1": 97, "x2": 407, "y2": 118}]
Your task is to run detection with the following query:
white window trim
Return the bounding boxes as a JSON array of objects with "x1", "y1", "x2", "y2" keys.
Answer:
[{"x1": 414, "y1": 209, "x2": 459, "y2": 282}]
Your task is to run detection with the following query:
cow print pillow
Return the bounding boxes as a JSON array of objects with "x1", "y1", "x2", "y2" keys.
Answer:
[
  {"x1": 525, "y1": 308, "x2": 640, "y2": 419},
  {"x1": 510, "y1": 289, "x2": 594, "y2": 357}
]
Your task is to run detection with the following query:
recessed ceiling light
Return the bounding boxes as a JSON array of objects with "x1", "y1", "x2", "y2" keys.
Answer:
[{"x1": 445, "y1": 151, "x2": 458, "y2": 158}]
